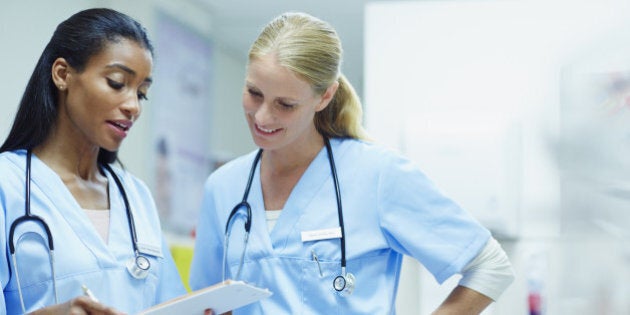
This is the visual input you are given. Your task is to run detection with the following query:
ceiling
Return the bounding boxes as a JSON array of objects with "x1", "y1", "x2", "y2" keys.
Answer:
[{"x1": 193, "y1": 0, "x2": 376, "y2": 96}]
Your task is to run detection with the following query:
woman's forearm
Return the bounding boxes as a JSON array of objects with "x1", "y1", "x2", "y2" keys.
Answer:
[{"x1": 432, "y1": 285, "x2": 493, "y2": 315}]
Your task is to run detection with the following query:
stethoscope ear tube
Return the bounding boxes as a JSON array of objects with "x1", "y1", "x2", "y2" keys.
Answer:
[
  {"x1": 10, "y1": 150, "x2": 59, "y2": 313},
  {"x1": 9, "y1": 150, "x2": 55, "y2": 254},
  {"x1": 222, "y1": 150, "x2": 260, "y2": 281},
  {"x1": 9, "y1": 216, "x2": 54, "y2": 254},
  {"x1": 226, "y1": 201, "x2": 252, "y2": 234},
  {"x1": 222, "y1": 203, "x2": 251, "y2": 282}
]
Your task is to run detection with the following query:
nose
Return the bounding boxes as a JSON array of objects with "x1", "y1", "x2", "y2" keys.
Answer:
[
  {"x1": 254, "y1": 101, "x2": 273, "y2": 125},
  {"x1": 121, "y1": 93, "x2": 141, "y2": 121}
]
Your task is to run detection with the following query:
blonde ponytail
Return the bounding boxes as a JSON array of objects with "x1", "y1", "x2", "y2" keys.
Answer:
[{"x1": 315, "y1": 74, "x2": 368, "y2": 140}]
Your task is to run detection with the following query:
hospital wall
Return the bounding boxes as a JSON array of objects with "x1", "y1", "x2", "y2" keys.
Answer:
[{"x1": 365, "y1": 1, "x2": 630, "y2": 314}]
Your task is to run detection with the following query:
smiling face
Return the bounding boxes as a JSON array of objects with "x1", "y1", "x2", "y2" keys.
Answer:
[
  {"x1": 243, "y1": 54, "x2": 332, "y2": 152},
  {"x1": 52, "y1": 38, "x2": 153, "y2": 152}
]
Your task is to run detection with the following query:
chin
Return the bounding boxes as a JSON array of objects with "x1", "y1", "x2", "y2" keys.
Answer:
[
  {"x1": 252, "y1": 139, "x2": 267, "y2": 150},
  {"x1": 100, "y1": 142, "x2": 122, "y2": 153},
  {"x1": 252, "y1": 138, "x2": 274, "y2": 151},
  {"x1": 101, "y1": 146, "x2": 119, "y2": 152}
]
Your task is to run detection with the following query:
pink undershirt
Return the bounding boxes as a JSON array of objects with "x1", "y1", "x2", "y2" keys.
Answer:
[{"x1": 83, "y1": 209, "x2": 110, "y2": 244}]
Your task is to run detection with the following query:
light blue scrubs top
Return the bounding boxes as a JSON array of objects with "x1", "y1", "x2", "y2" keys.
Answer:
[
  {"x1": 190, "y1": 138, "x2": 490, "y2": 314},
  {"x1": 0, "y1": 150, "x2": 186, "y2": 314}
]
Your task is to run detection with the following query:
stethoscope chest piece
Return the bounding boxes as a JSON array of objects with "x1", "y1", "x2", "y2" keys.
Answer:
[
  {"x1": 333, "y1": 272, "x2": 356, "y2": 295},
  {"x1": 127, "y1": 254, "x2": 151, "y2": 279}
]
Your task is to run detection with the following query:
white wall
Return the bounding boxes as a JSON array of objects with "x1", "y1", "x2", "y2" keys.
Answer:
[
  {"x1": 365, "y1": 1, "x2": 630, "y2": 314},
  {"x1": 0, "y1": 0, "x2": 251, "y2": 186},
  {"x1": 0, "y1": 0, "x2": 89, "y2": 138}
]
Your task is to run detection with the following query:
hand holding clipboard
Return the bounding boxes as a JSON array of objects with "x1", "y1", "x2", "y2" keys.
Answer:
[{"x1": 139, "y1": 280, "x2": 271, "y2": 315}]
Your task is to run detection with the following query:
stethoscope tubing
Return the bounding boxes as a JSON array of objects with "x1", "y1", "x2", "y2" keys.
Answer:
[
  {"x1": 103, "y1": 163, "x2": 142, "y2": 256},
  {"x1": 224, "y1": 149, "x2": 260, "y2": 235},
  {"x1": 9, "y1": 150, "x2": 58, "y2": 313},
  {"x1": 8, "y1": 150, "x2": 54, "y2": 253},
  {"x1": 324, "y1": 137, "x2": 347, "y2": 271},
  {"x1": 7, "y1": 150, "x2": 148, "y2": 312},
  {"x1": 222, "y1": 150, "x2": 260, "y2": 281},
  {"x1": 223, "y1": 137, "x2": 353, "y2": 293}
]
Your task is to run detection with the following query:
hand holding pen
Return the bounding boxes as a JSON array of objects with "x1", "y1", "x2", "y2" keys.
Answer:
[
  {"x1": 82, "y1": 284, "x2": 99, "y2": 302},
  {"x1": 27, "y1": 285, "x2": 124, "y2": 315},
  {"x1": 27, "y1": 284, "x2": 213, "y2": 315},
  {"x1": 50, "y1": 284, "x2": 125, "y2": 315},
  {"x1": 28, "y1": 295, "x2": 126, "y2": 315}
]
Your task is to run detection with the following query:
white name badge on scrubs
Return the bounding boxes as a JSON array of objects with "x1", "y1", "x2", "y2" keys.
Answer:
[{"x1": 301, "y1": 227, "x2": 342, "y2": 242}]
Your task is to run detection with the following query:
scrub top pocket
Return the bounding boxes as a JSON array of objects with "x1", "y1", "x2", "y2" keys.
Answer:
[{"x1": 300, "y1": 258, "x2": 342, "y2": 315}]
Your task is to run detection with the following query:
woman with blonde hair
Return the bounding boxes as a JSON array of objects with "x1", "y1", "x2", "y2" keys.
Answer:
[{"x1": 190, "y1": 12, "x2": 514, "y2": 314}]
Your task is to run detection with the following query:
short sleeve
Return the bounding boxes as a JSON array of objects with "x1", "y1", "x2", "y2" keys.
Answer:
[{"x1": 377, "y1": 153, "x2": 490, "y2": 283}]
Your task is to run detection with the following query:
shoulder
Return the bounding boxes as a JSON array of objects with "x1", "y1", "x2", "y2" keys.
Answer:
[
  {"x1": 0, "y1": 151, "x2": 31, "y2": 218},
  {"x1": 104, "y1": 163, "x2": 151, "y2": 196},
  {"x1": 0, "y1": 150, "x2": 27, "y2": 184},
  {"x1": 0, "y1": 150, "x2": 26, "y2": 168},
  {"x1": 333, "y1": 138, "x2": 410, "y2": 171},
  {"x1": 205, "y1": 150, "x2": 260, "y2": 185},
  {"x1": 333, "y1": 138, "x2": 435, "y2": 193}
]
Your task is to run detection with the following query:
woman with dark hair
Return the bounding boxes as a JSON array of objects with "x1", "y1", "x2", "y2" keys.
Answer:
[{"x1": 0, "y1": 8, "x2": 187, "y2": 314}]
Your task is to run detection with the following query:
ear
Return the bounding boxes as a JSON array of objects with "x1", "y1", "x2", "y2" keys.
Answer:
[
  {"x1": 51, "y1": 58, "x2": 71, "y2": 91},
  {"x1": 315, "y1": 81, "x2": 339, "y2": 112}
]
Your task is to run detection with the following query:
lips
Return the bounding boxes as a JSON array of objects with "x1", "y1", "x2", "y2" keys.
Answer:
[
  {"x1": 109, "y1": 120, "x2": 133, "y2": 132},
  {"x1": 107, "y1": 119, "x2": 134, "y2": 140},
  {"x1": 255, "y1": 124, "x2": 280, "y2": 134}
]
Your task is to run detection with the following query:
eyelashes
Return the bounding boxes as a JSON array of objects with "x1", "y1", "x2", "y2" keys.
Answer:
[
  {"x1": 247, "y1": 88, "x2": 263, "y2": 98},
  {"x1": 247, "y1": 88, "x2": 296, "y2": 110},
  {"x1": 108, "y1": 78, "x2": 149, "y2": 101},
  {"x1": 107, "y1": 78, "x2": 124, "y2": 90}
]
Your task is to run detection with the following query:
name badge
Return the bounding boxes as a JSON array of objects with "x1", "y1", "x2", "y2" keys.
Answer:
[
  {"x1": 301, "y1": 227, "x2": 342, "y2": 242},
  {"x1": 137, "y1": 242, "x2": 163, "y2": 257}
]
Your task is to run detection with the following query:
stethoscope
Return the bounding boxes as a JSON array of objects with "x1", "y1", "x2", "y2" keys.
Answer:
[
  {"x1": 8, "y1": 150, "x2": 151, "y2": 313},
  {"x1": 223, "y1": 137, "x2": 356, "y2": 295}
]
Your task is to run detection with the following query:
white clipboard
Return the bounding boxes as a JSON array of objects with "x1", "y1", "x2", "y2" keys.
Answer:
[{"x1": 139, "y1": 280, "x2": 272, "y2": 315}]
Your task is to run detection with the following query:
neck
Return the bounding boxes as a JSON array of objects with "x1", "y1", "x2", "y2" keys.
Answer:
[
  {"x1": 33, "y1": 134, "x2": 101, "y2": 181},
  {"x1": 263, "y1": 135, "x2": 326, "y2": 176}
]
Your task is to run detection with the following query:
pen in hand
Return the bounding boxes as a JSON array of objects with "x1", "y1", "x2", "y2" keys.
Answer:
[{"x1": 82, "y1": 284, "x2": 99, "y2": 302}]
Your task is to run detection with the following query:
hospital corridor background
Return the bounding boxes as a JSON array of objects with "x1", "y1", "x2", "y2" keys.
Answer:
[{"x1": 2, "y1": 0, "x2": 630, "y2": 314}]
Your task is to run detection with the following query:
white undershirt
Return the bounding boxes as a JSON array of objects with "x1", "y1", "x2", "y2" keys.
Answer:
[
  {"x1": 84, "y1": 209, "x2": 111, "y2": 244},
  {"x1": 459, "y1": 237, "x2": 515, "y2": 300},
  {"x1": 265, "y1": 210, "x2": 282, "y2": 231}
]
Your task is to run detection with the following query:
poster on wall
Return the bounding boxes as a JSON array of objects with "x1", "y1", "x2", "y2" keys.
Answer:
[{"x1": 151, "y1": 12, "x2": 213, "y2": 236}]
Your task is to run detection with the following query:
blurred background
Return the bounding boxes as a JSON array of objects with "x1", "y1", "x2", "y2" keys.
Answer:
[{"x1": 2, "y1": 0, "x2": 630, "y2": 314}]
